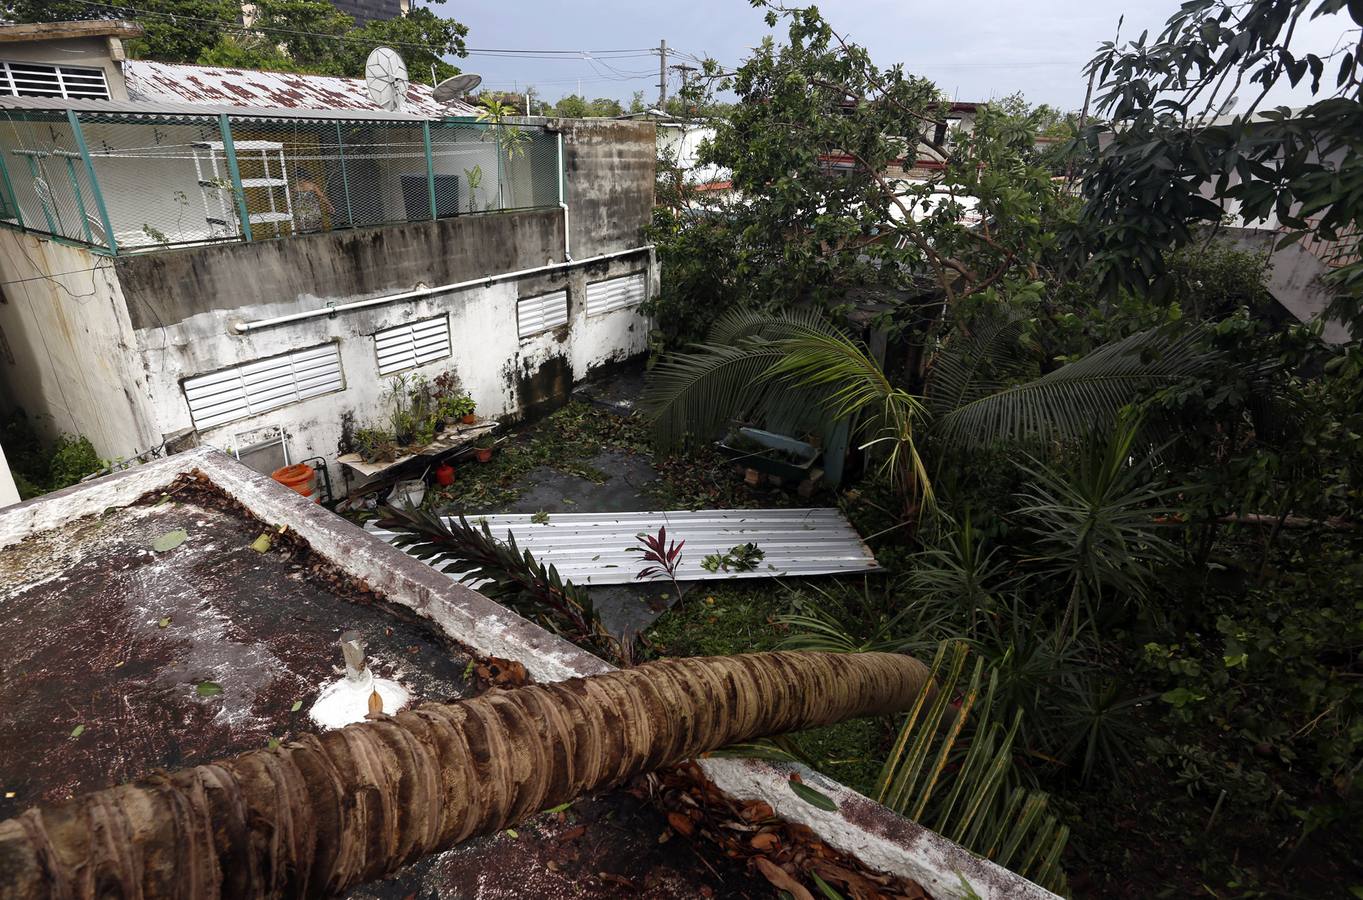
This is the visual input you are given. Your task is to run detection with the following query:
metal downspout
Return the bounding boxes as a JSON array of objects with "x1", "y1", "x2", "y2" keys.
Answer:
[{"x1": 557, "y1": 131, "x2": 571, "y2": 261}]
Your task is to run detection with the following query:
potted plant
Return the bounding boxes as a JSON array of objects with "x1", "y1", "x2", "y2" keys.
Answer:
[
  {"x1": 474, "y1": 433, "x2": 495, "y2": 463},
  {"x1": 354, "y1": 427, "x2": 396, "y2": 464},
  {"x1": 442, "y1": 393, "x2": 477, "y2": 425}
]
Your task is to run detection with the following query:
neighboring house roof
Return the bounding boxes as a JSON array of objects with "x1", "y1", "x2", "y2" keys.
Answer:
[
  {"x1": 0, "y1": 20, "x2": 144, "y2": 43},
  {"x1": 123, "y1": 60, "x2": 479, "y2": 117},
  {"x1": 0, "y1": 94, "x2": 435, "y2": 123}
]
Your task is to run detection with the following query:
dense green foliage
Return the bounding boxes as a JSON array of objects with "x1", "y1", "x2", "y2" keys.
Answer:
[
  {"x1": 632, "y1": 1, "x2": 1363, "y2": 894},
  {"x1": 1074, "y1": 0, "x2": 1363, "y2": 331},
  {"x1": 1, "y1": 411, "x2": 102, "y2": 499}
]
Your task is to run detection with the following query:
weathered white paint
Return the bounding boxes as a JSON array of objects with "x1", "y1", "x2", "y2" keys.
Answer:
[
  {"x1": 0, "y1": 440, "x2": 18, "y2": 506},
  {"x1": 131, "y1": 256, "x2": 652, "y2": 484},
  {"x1": 0, "y1": 232, "x2": 651, "y2": 488},
  {"x1": 0, "y1": 230, "x2": 158, "y2": 459}
]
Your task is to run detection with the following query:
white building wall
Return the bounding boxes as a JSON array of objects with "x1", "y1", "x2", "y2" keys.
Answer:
[
  {"x1": 0, "y1": 230, "x2": 158, "y2": 459},
  {"x1": 130, "y1": 256, "x2": 651, "y2": 485},
  {"x1": 0, "y1": 440, "x2": 19, "y2": 506}
]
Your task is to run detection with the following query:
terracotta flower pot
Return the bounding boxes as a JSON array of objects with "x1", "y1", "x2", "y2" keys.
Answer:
[
  {"x1": 461, "y1": 413, "x2": 477, "y2": 425},
  {"x1": 475, "y1": 447, "x2": 493, "y2": 463}
]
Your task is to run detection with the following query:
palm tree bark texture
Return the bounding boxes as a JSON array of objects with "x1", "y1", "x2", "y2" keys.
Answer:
[{"x1": 0, "y1": 651, "x2": 931, "y2": 900}]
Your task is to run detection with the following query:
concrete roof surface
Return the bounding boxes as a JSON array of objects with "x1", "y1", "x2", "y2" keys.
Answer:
[{"x1": 0, "y1": 20, "x2": 143, "y2": 42}]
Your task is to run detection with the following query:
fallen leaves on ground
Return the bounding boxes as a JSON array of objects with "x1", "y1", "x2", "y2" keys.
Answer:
[
  {"x1": 474, "y1": 657, "x2": 530, "y2": 688},
  {"x1": 633, "y1": 762, "x2": 930, "y2": 900}
]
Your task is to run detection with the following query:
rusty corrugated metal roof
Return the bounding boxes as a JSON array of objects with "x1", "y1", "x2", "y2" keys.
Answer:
[{"x1": 123, "y1": 60, "x2": 479, "y2": 118}]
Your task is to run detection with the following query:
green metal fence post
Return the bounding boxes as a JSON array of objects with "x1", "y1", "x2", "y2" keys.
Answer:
[
  {"x1": 335, "y1": 121, "x2": 354, "y2": 229},
  {"x1": 0, "y1": 145, "x2": 26, "y2": 231},
  {"x1": 422, "y1": 121, "x2": 437, "y2": 220},
  {"x1": 218, "y1": 113, "x2": 253, "y2": 242},
  {"x1": 67, "y1": 110, "x2": 117, "y2": 254}
]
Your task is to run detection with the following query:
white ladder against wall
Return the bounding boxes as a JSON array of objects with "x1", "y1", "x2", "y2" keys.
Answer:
[{"x1": 191, "y1": 140, "x2": 295, "y2": 239}]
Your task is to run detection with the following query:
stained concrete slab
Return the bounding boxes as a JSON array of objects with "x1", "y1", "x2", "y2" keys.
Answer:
[
  {"x1": 0, "y1": 480, "x2": 474, "y2": 819},
  {"x1": 498, "y1": 449, "x2": 659, "y2": 515}
]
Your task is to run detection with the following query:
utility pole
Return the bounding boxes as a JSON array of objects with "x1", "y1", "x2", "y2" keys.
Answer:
[
  {"x1": 671, "y1": 63, "x2": 697, "y2": 95},
  {"x1": 1068, "y1": 66, "x2": 1097, "y2": 186},
  {"x1": 525, "y1": 85, "x2": 532, "y2": 117},
  {"x1": 657, "y1": 39, "x2": 668, "y2": 109}
]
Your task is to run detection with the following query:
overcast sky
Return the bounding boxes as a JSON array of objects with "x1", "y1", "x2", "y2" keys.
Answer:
[{"x1": 432, "y1": 0, "x2": 1356, "y2": 112}]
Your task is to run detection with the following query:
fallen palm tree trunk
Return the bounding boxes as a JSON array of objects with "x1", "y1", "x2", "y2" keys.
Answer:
[{"x1": 0, "y1": 651, "x2": 930, "y2": 900}]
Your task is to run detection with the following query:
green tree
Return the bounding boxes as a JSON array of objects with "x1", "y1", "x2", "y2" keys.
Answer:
[
  {"x1": 5, "y1": 0, "x2": 240, "y2": 63},
  {"x1": 197, "y1": 33, "x2": 299, "y2": 72},
  {"x1": 667, "y1": 4, "x2": 1068, "y2": 325},
  {"x1": 552, "y1": 94, "x2": 590, "y2": 117},
  {"x1": 1074, "y1": 0, "x2": 1363, "y2": 330},
  {"x1": 348, "y1": 6, "x2": 468, "y2": 82}
]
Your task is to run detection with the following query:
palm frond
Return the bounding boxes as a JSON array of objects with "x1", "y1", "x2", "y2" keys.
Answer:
[
  {"x1": 934, "y1": 325, "x2": 1214, "y2": 449},
  {"x1": 638, "y1": 339, "x2": 788, "y2": 450},
  {"x1": 874, "y1": 642, "x2": 1070, "y2": 896},
  {"x1": 763, "y1": 327, "x2": 934, "y2": 509},
  {"x1": 641, "y1": 309, "x2": 935, "y2": 510},
  {"x1": 706, "y1": 305, "x2": 846, "y2": 345},
  {"x1": 925, "y1": 315, "x2": 1031, "y2": 417},
  {"x1": 374, "y1": 505, "x2": 625, "y2": 663}
]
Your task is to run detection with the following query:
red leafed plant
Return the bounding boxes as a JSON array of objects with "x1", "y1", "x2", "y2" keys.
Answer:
[{"x1": 633, "y1": 525, "x2": 685, "y2": 606}]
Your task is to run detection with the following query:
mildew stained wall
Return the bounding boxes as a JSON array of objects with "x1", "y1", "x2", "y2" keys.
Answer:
[{"x1": 0, "y1": 118, "x2": 657, "y2": 479}]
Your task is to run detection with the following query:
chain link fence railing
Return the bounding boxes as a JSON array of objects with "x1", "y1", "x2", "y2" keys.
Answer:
[{"x1": 0, "y1": 109, "x2": 561, "y2": 254}]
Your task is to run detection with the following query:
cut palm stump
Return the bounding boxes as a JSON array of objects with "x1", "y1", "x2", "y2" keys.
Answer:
[{"x1": 0, "y1": 650, "x2": 930, "y2": 900}]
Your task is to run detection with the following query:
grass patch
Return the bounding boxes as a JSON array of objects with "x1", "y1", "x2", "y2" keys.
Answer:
[{"x1": 646, "y1": 583, "x2": 790, "y2": 657}]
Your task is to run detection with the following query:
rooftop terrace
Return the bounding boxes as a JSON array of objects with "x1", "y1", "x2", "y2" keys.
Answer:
[
  {"x1": 0, "y1": 449, "x2": 1055, "y2": 900},
  {"x1": 0, "y1": 99, "x2": 559, "y2": 254}
]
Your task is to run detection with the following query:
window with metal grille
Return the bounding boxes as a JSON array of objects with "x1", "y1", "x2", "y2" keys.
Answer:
[
  {"x1": 0, "y1": 61, "x2": 110, "y2": 100},
  {"x1": 182, "y1": 343, "x2": 344, "y2": 431},
  {"x1": 373, "y1": 315, "x2": 450, "y2": 376},
  {"x1": 584, "y1": 273, "x2": 647, "y2": 317},
  {"x1": 517, "y1": 289, "x2": 569, "y2": 338}
]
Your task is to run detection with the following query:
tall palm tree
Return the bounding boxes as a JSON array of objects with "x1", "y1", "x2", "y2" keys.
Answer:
[{"x1": 0, "y1": 651, "x2": 932, "y2": 900}]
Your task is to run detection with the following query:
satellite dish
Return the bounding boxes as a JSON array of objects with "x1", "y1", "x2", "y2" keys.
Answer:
[
  {"x1": 365, "y1": 47, "x2": 409, "y2": 112},
  {"x1": 433, "y1": 73, "x2": 482, "y2": 103}
]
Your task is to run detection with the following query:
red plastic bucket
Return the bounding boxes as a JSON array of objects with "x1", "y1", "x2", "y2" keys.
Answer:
[{"x1": 272, "y1": 463, "x2": 315, "y2": 498}]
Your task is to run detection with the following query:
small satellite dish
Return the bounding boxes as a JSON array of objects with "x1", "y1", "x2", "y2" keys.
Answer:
[
  {"x1": 433, "y1": 72, "x2": 482, "y2": 103},
  {"x1": 365, "y1": 47, "x2": 409, "y2": 112}
]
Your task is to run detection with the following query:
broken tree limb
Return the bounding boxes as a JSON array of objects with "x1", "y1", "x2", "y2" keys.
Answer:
[{"x1": 0, "y1": 651, "x2": 930, "y2": 900}]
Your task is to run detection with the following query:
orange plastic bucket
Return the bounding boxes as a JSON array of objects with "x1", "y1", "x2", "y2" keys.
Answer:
[{"x1": 272, "y1": 463, "x2": 316, "y2": 498}]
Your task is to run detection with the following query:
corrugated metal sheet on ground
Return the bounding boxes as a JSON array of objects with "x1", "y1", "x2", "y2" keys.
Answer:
[
  {"x1": 183, "y1": 343, "x2": 343, "y2": 430},
  {"x1": 367, "y1": 508, "x2": 881, "y2": 586},
  {"x1": 585, "y1": 273, "x2": 646, "y2": 316},
  {"x1": 517, "y1": 289, "x2": 569, "y2": 338},
  {"x1": 374, "y1": 315, "x2": 451, "y2": 375}
]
